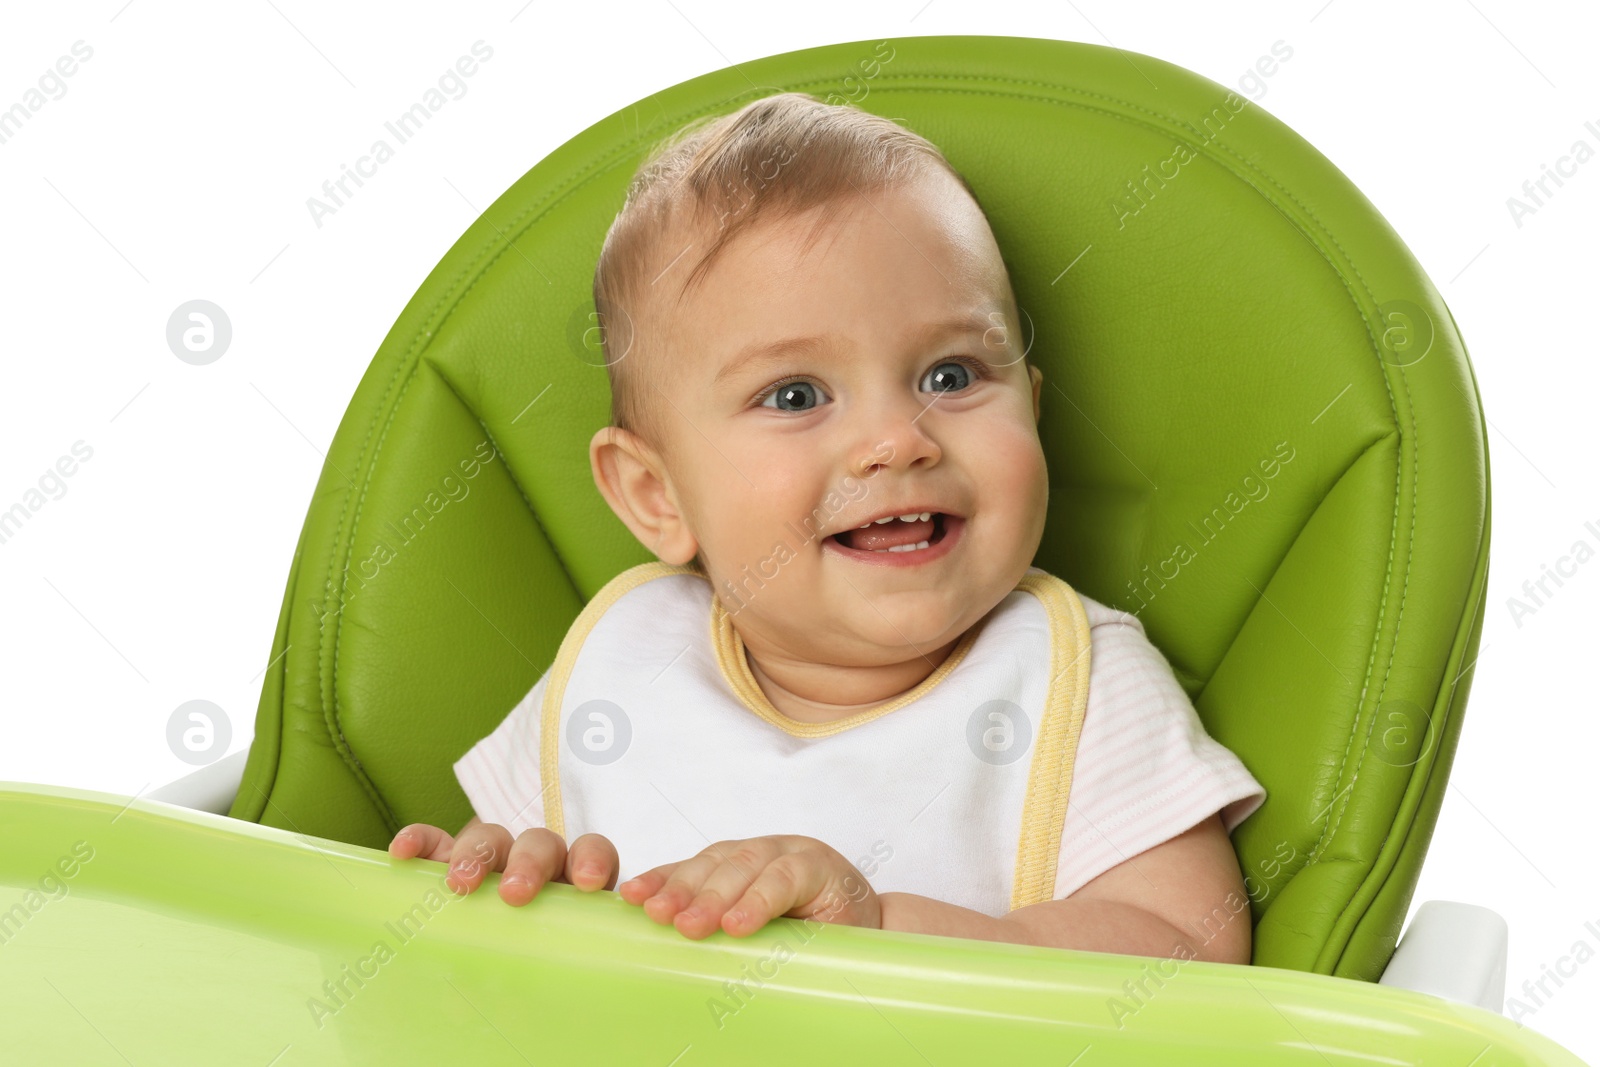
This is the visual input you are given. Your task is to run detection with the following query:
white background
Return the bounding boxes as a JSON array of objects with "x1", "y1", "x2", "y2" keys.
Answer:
[{"x1": 1, "y1": 0, "x2": 1595, "y2": 1059}]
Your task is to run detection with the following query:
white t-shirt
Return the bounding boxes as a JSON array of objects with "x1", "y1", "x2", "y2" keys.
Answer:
[{"x1": 455, "y1": 562, "x2": 1265, "y2": 912}]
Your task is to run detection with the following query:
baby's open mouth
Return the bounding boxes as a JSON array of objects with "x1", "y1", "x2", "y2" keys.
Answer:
[{"x1": 830, "y1": 512, "x2": 949, "y2": 554}]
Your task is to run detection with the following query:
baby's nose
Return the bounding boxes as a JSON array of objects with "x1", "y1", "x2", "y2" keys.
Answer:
[{"x1": 853, "y1": 401, "x2": 942, "y2": 476}]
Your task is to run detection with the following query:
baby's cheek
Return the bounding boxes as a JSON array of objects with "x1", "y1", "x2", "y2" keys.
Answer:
[
  {"x1": 981, "y1": 427, "x2": 1047, "y2": 507},
  {"x1": 984, "y1": 430, "x2": 1049, "y2": 558}
]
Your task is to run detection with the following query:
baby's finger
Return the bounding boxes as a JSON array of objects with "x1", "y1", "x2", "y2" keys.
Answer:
[
  {"x1": 390, "y1": 823, "x2": 454, "y2": 863},
  {"x1": 618, "y1": 865, "x2": 675, "y2": 905},
  {"x1": 498, "y1": 828, "x2": 568, "y2": 906},
  {"x1": 638, "y1": 850, "x2": 730, "y2": 926},
  {"x1": 562, "y1": 832, "x2": 620, "y2": 892},
  {"x1": 447, "y1": 822, "x2": 511, "y2": 895},
  {"x1": 724, "y1": 855, "x2": 824, "y2": 937},
  {"x1": 681, "y1": 853, "x2": 791, "y2": 940}
]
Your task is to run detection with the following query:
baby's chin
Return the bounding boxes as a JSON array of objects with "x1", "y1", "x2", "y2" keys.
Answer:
[
  {"x1": 781, "y1": 624, "x2": 968, "y2": 670},
  {"x1": 818, "y1": 588, "x2": 987, "y2": 658},
  {"x1": 722, "y1": 582, "x2": 966, "y2": 658}
]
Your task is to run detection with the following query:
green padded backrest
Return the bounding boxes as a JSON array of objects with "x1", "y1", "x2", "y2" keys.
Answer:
[{"x1": 231, "y1": 35, "x2": 1490, "y2": 982}]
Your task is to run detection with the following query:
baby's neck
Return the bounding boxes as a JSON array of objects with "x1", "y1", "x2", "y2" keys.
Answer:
[{"x1": 743, "y1": 637, "x2": 963, "y2": 724}]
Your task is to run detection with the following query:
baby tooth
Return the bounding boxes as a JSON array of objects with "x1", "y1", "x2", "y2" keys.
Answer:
[
  {"x1": 874, "y1": 516, "x2": 895, "y2": 524},
  {"x1": 883, "y1": 540, "x2": 931, "y2": 553},
  {"x1": 897, "y1": 513, "x2": 920, "y2": 522},
  {"x1": 918, "y1": 512, "x2": 931, "y2": 521}
]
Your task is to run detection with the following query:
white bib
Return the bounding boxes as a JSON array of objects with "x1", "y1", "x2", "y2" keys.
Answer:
[{"x1": 537, "y1": 561, "x2": 1091, "y2": 917}]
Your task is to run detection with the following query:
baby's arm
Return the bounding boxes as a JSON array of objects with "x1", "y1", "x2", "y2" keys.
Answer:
[
  {"x1": 879, "y1": 813, "x2": 1252, "y2": 964},
  {"x1": 388, "y1": 816, "x2": 621, "y2": 906}
]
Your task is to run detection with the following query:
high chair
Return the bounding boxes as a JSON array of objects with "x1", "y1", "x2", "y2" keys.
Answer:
[{"x1": 4, "y1": 34, "x2": 1583, "y2": 1065}]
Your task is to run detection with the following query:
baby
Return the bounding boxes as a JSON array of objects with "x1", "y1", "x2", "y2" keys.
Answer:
[{"x1": 390, "y1": 92, "x2": 1265, "y2": 962}]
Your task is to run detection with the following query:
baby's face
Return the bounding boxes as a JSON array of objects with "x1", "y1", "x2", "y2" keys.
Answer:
[{"x1": 639, "y1": 169, "x2": 1046, "y2": 665}]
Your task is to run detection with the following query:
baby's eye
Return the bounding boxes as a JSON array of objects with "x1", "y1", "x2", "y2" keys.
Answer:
[
  {"x1": 759, "y1": 378, "x2": 831, "y2": 412},
  {"x1": 920, "y1": 357, "x2": 985, "y2": 393}
]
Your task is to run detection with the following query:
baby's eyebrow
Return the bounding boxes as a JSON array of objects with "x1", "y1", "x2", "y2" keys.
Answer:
[
  {"x1": 713, "y1": 314, "x2": 997, "y2": 388},
  {"x1": 713, "y1": 334, "x2": 829, "y2": 388}
]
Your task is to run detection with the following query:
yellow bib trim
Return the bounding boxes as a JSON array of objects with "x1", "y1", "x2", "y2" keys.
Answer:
[
  {"x1": 540, "y1": 560, "x2": 700, "y2": 839},
  {"x1": 1008, "y1": 571, "x2": 1093, "y2": 910}
]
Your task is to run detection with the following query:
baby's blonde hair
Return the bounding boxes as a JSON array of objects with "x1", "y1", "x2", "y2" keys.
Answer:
[{"x1": 591, "y1": 90, "x2": 1006, "y2": 445}]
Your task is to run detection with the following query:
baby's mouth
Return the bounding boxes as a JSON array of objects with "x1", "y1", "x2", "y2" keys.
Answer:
[{"x1": 830, "y1": 512, "x2": 948, "y2": 553}]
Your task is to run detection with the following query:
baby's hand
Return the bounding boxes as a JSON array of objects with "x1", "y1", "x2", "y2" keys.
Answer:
[
  {"x1": 618, "y1": 834, "x2": 880, "y2": 939},
  {"x1": 388, "y1": 817, "x2": 619, "y2": 906}
]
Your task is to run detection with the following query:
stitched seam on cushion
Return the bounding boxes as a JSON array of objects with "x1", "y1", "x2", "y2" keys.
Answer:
[
  {"x1": 1311, "y1": 378, "x2": 1408, "y2": 866},
  {"x1": 324, "y1": 366, "x2": 424, "y2": 830},
  {"x1": 1196, "y1": 425, "x2": 1395, "y2": 710},
  {"x1": 315, "y1": 352, "x2": 419, "y2": 829},
  {"x1": 1312, "y1": 398, "x2": 1408, "y2": 864},
  {"x1": 421, "y1": 356, "x2": 575, "y2": 595},
  {"x1": 1193, "y1": 428, "x2": 1397, "y2": 710},
  {"x1": 1313, "y1": 352, "x2": 1421, "y2": 971}
]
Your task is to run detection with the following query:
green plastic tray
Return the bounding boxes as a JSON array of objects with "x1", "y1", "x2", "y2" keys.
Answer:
[{"x1": 0, "y1": 782, "x2": 1584, "y2": 1064}]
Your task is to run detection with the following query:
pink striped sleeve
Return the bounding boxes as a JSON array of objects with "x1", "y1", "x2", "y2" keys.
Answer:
[
  {"x1": 1053, "y1": 596, "x2": 1266, "y2": 900},
  {"x1": 452, "y1": 672, "x2": 550, "y2": 838}
]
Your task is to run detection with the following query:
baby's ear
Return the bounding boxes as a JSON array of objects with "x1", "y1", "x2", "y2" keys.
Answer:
[{"x1": 588, "y1": 425, "x2": 699, "y2": 565}]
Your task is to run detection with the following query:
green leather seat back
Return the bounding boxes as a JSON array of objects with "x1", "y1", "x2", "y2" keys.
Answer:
[{"x1": 230, "y1": 35, "x2": 1490, "y2": 982}]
